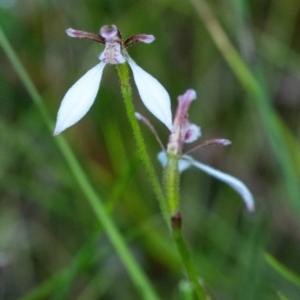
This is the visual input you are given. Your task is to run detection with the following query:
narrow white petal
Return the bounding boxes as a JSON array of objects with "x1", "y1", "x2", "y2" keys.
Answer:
[
  {"x1": 54, "y1": 62, "x2": 106, "y2": 135},
  {"x1": 157, "y1": 151, "x2": 192, "y2": 172},
  {"x1": 127, "y1": 57, "x2": 173, "y2": 130},
  {"x1": 182, "y1": 155, "x2": 255, "y2": 211}
]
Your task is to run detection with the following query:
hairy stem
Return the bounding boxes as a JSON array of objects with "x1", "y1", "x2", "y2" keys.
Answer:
[{"x1": 116, "y1": 63, "x2": 170, "y2": 226}]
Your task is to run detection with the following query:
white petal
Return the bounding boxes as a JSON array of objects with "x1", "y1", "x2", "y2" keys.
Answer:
[
  {"x1": 157, "y1": 151, "x2": 192, "y2": 172},
  {"x1": 54, "y1": 62, "x2": 106, "y2": 135},
  {"x1": 181, "y1": 155, "x2": 255, "y2": 211},
  {"x1": 127, "y1": 57, "x2": 173, "y2": 130}
]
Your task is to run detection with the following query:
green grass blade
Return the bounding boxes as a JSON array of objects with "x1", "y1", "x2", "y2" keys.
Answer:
[{"x1": 265, "y1": 253, "x2": 300, "y2": 289}]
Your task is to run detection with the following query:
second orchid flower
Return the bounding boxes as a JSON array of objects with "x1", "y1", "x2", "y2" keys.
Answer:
[{"x1": 138, "y1": 89, "x2": 255, "y2": 212}]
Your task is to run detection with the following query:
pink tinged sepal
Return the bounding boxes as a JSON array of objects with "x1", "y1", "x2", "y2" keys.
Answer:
[
  {"x1": 126, "y1": 57, "x2": 173, "y2": 130},
  {"x1": 133, "y1": 34, "x2": 155, "y2": 44},
  {"x1": 174, "y1": 89, "x2": 197, "y2": 129},
  {"x1": 66, "y1": 28, "x2": 80, "y2": 38},
  {"x1": 182, "y1": 155, "x2": 255, "y2": 212},
  {"x1": 124, "y1": 34, "x2": 155, "y2": 47},
  {"x1": 66, "y1": 28, "x2": 105, "y2": 44},
  {"x1": 53, "y1": 62, "x2": 106, "y2": 135},
  {"x1": 211, "y1": 139, "x2": 231, "y2": 146},
  {"x1": 177, "y1": 90, "x2": 196, "y2": 112}
]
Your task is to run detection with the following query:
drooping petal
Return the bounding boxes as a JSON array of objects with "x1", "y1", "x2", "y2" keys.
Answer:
[
  {"x1": 182, "y1": 155, "x2": 255, "y2": 211},
  {"x1": 126, "y1": 57, "x2": 173, "y2": 131},
  {"x1": 53, "y1": 62, "x2": 106, "y2": 135}
]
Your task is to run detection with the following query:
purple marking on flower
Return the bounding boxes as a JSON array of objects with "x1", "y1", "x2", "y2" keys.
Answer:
[{"x1": 99, "y1": 40, "x2": 126, "y2": 64}]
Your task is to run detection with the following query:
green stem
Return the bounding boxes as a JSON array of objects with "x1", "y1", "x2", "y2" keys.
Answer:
[
  {"x1": 116, "y1": 63, "x2": 170, "y2": 226},
  {"x1": 164, "y1": 152, "x2": 206, "y2": 299},
  {"x1": 165, "y1": 153, "x2": 180, "y2": 215},
  {"x1": 172, "y1": 213, "x2": 207, "y2": 300},
  {"x1": 0, "y1": 26, "x2": 159, "y2": 300}
]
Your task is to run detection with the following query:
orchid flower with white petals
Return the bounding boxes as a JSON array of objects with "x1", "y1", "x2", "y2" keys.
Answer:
[
  {"x1": 138, "y1": 89, "x2": 255, "y2": 212},
  {"x1": 53, "y1": 25, "x2": 172, "y2": 135}
]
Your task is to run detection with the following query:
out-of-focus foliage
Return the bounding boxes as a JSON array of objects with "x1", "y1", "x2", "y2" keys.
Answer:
[{"x1": 1, "y1": 0, "x2": 300, "y2": 299}]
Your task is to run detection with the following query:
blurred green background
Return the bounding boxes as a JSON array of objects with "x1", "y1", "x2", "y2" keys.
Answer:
[{"x1": 1, "y1": 0, "x2": 300, "y2": 299}]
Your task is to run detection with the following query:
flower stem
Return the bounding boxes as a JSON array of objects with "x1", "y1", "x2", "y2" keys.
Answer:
[
  {"x1": 164, "y1": 154, "x2": 207, "y2": 299},
  {"x1": 164, "y1": 153, "x2": 180, "y2": 214},
  {"x1": 116, "y1": 63, "x2": 170, "y2": 226},
  {"x1": 172, "y1": 213, "x2": 207, "y2": 300}
]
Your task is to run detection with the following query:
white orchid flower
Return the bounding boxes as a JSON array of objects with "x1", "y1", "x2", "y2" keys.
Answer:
[{"x1": 54, "y1": 25, "x2": 172, "y2": 135}]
